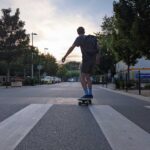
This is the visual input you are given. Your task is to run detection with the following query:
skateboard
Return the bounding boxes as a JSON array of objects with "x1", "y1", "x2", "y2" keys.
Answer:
[{"x1": 78, "y1": 98, "x2": 92, "y2": 106}]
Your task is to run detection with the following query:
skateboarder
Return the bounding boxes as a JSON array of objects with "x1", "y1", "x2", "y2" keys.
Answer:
[{"x1": 62, "y1": 26, "x2": 100, "y2": 100}]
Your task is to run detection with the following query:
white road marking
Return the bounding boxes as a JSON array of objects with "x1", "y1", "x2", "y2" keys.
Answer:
[
  {"x1": 47, "y1": 97, "x2": 77, "y2": 105},
  {"x1": 0, "y1": 104, "x2": 52, "y2": 150},
  {"x1": 47, "y1": 97, "x2": 97, "y2": 105},
  {"x1": 89, "y1": 105, "x2": 150, "y2": 150},
  {"x1": 145, "y1": 106, "x2": 150, "y2": 109}
]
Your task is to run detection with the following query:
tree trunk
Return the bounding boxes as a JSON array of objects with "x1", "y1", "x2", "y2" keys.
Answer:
[
  {"x1": 127, "y1": 64, "x2": 130, "y2": 81},
  {"x1": 126, "y1": 64, "x2": 130, "y2": 91},
  {"x1": 24, "y1": 68, "x2": 26, "y2": 78},
  {"x1": 6, "y1": 63, "x2": 10, "y2": 88}
]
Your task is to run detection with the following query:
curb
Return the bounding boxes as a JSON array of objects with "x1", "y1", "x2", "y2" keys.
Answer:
[{"x1": 99, "y1": 86, "x2": 150, "y2": 103}]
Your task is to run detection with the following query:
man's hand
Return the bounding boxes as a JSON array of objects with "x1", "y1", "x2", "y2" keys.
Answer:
[{"x1": 62, "y1": 56, "x2": 66, "y2": 63}]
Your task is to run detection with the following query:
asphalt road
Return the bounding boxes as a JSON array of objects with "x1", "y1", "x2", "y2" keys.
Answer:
[{"x1": 0, "y1": 82, "x2": 150, "y2": 150}]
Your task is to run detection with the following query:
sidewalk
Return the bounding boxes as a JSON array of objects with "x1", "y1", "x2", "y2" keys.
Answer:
[{"x1": 99, "y1": 83, "x2": 150, "y2": 97}]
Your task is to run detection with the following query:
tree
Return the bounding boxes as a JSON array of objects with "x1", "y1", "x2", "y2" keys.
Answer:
[
  {"x1": 0, "y1": 61, "x2": 7, "y2": 75},
  {"x1": 0, "y1": 8, "x2": 29, "y2": 84},
  {"x1": 63, "y1": 61, "x2": 80, "y2": 80},
  {"x1": 57, "y1": 65, "x2": 67, "y2": 81},
  {"x1": 64, "y1": 61, "x2": 80, "y2": 71},
  {"x1": 113, "y1": 0, "x2": 141, "y2": 80},
  {"x1": 43, "y1": 54, "x2": 58, "y2": 76},
  {"x1": 96, "y1": 16, "x2": 117, "y2": 76},
  {"x1": 131, "y1": 0, "x2": 150, "y2": 58},
  {"x1": 21, "y1": 46, "x2": 33, "y2": 77},
  {"x1": 113, "y1": 0, "x2": 150, "y2": 70}
]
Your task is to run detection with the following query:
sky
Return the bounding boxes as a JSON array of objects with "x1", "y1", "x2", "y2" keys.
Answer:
[{"x1": 0, "y1": 0, "x2": 115, "y2": 63}]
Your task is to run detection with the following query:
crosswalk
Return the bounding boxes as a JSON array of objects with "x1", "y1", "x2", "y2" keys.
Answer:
[
  {"x1": 0, "y1": 104, "x2": 150, "y2": 150},
  {"x1": 0, "y1": 104, "x2": 52, "y2": 150},
  {"x1": 145, "y1": 106, "x2": 150, "y2": 109},
  {"x1": 90, "y1": 105, "x2": 150, "y2": 150}
]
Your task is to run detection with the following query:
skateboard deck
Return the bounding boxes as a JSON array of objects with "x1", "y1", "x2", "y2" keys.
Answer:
[{"x1": 78, "y1": 98, "x2": 92, "y2": 106}]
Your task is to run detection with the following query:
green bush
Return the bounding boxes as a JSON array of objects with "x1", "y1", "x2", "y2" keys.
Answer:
[
  {"x1": 115, "y1": 79, "x2": 137, "y2": 89},
  {"x1": 23, "y1": 77, "x2": 39, "y2": 86},
  {"x1": 2, "y1": 82, "x2": 11, "y2": 86},
  {"x1": 144, "y1": 84, "x2": 150, "y2": 89},
  {"x1": 115, "y1": 80, "x2": 125, "y2": 89},
  {"x1": 127, "y1": 80, "x2": 136, "y2": 89}
]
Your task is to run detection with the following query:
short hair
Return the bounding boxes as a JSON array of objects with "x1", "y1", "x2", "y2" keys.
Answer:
[{"x1": 77, "y1": 26, "x2": 85, "y2": 35}]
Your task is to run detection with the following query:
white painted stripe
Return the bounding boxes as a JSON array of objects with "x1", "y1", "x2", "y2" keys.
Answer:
[
  {"x1": 0, "y1": 104, "x2": 52, "y2": 150},
  {"x1": 89, "y1": 105, "x2": 150, "y2": 150},
  {"x1": 145, "y1": 106, "x2": 150, "y2": 109}
]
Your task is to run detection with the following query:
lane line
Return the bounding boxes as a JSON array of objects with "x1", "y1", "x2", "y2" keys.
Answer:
[
  {"x1": 145, "y1": 106, "x2": 150, "y2": 109},
  {"x1": 0, "y1": 104, "x2": 52, "y2": 150},
  {"x1": 89, "y1": 105, "x2": 150, "y2": 150}
]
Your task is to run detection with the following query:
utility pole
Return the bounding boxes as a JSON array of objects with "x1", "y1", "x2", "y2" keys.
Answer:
[{"x1": 31, "y1": 32, "x2": 37, "y2": 79}]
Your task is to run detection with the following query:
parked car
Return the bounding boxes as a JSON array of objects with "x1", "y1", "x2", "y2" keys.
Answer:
[
  {"x1": 41, "y1": 76, "x2": 53, "y2": 84},
  {"x1": 68, "y1": 78, "x2": 76, "y2": 82},
  {"x1": 41, "y1": 76, "x2": 61, "y2": 84},
  {"x1": 54, "y1": 77, "x2": 61, "y2": 83}
]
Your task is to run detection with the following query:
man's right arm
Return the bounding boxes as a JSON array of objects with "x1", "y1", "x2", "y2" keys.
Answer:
[
  {"x1": 62, "y1": 36, "x2": 80, "y2": 63},
  {"x1": 62, "y1": 44, "x2": 76, "y2": 63}
]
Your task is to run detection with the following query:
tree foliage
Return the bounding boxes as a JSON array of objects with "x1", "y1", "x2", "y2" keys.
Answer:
[
  {"x1": 113, "y1": 0, "x2": 150, "y2": 60},
  {"x1": 113, "y1": 0, "x2": 140, "y2": 69},
  {"x1": 112, "y1": 0, "x2": 150, "y2": 82},
  {"x1": 64, "y1": 61, "x2": 80, "y2": 79},
  {"x1": 131, "y1": 0, "x2": 150, "y2": 58},
  {"x1": 57, "y1": 65, "x2": 67, "y2": 80},
  {"x1": 0, "y1": 8, "x2": 29, "y2": 81},
  {"x1": 96, "y1": 16, "x2": 116, "y2": 76},
  {"x1": 64, "y1": 61, "x2": 80, "y2": 71},
  {"x1": 40, "y1": 53, "x2": 58, "y2": 76},
  {"x1": 0, "y1": 8, "x2": 29, "y2": 62},
  {"x1": 0, "y1": 8, "x2": 59, "y2": 81}
]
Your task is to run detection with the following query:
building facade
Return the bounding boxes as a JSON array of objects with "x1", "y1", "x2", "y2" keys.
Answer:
[{"x1": 115, "y1": 57, "x2": 150, "y2": 81}]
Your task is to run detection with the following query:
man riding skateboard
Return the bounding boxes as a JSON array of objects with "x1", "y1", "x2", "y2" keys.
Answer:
[{"x1": 62, "y1": 26, "x2": 100, "y2": 101}]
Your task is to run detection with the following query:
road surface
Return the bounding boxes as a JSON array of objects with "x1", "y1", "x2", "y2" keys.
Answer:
[{"x1": 0, "y1": 82, "x2": 150, "y2": 150}]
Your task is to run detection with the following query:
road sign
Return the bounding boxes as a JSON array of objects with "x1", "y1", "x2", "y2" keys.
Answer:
[{"x1": 136, "y1": 73, "x2": 150, "y2": 79}]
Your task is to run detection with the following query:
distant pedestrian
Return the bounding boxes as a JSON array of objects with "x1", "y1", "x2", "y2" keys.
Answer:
[{"x1": 62, "y1": 26, "x2": 100, "y2": 100}]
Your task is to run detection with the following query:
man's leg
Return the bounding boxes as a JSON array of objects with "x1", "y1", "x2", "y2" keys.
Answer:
[
  {"x1": 80, "y1": 73, "x2": 93, "y2": 98},
  {"x1": 79, "y1": 62, "x2": 93, "y2": 98},
  {"x1": 80, "y1": 72, "x2": 88, "y2": 95},
  {"x1": 85, "y1": 74, "x2": 93, "y2": 97}
]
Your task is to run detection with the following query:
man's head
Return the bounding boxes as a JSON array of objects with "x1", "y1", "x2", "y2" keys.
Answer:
[{"x1": 77, "y1": 26, "x2": 85, "y2": 35}]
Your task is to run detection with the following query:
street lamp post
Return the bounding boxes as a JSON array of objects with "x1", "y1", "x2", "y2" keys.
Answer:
[
  {"x1": 31, "y1": 32, "x2": 37, "y2": 79},
  {"x1": 37, "y1": 64, "x2": 42, "y2": 83}
]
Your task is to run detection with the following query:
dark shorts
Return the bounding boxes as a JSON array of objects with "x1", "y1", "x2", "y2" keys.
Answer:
[{"x1": 80, "y1": 61, "x2": 95, "y2": 74}]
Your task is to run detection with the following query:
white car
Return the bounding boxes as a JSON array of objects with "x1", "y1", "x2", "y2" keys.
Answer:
[
  {"x1": 54, "y1": 77, "x2": 61, "y2": 83},
  {"x1": 41, "y1": 76, "x2": 53, "y2": 84}
]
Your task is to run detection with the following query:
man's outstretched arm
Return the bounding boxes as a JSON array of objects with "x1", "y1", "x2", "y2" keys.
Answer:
[{"x1": 62, "y1": 45, "x2": 75, "y2": 63}]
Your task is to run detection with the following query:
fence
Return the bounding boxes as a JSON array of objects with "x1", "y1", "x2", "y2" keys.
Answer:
[{"x1": 114, "y1": 68, "x2": 150, "y2": 95}]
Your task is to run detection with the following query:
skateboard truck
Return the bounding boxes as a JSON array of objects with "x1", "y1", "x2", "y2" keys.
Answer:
[{"x1": 78, "y1": 99, "x2": 92, "y2": 106}]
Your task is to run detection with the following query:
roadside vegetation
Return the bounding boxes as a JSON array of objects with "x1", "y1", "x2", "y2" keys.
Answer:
[{"x1": 0, "y1": 0, "x2": 149, "y2": 87}]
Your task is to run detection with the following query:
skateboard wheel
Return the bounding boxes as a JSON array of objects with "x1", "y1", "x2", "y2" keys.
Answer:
[
  {"x1": 89, "y1": 100, "x2": 92, "y2": 104},
  {"x1": 78, "y1": 102, "x2": 82, "y2": 105}
]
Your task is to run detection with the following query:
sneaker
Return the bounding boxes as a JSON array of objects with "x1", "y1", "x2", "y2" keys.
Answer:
[
  {"x1": 79, "y1": 95, "x2": 89, "y2": 100},
  {"x1": 87, "y1": 95, "x2": 93, "y2": 99}
]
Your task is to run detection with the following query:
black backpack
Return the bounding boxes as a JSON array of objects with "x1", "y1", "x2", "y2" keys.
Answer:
[{"x1": 84, "y1": 35, "x2": 98, "y2": 55}]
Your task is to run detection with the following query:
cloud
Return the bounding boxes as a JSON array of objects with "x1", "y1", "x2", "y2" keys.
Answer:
[{"x1": 0, "y1": 0, "x2": 114, "y2": 62}]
